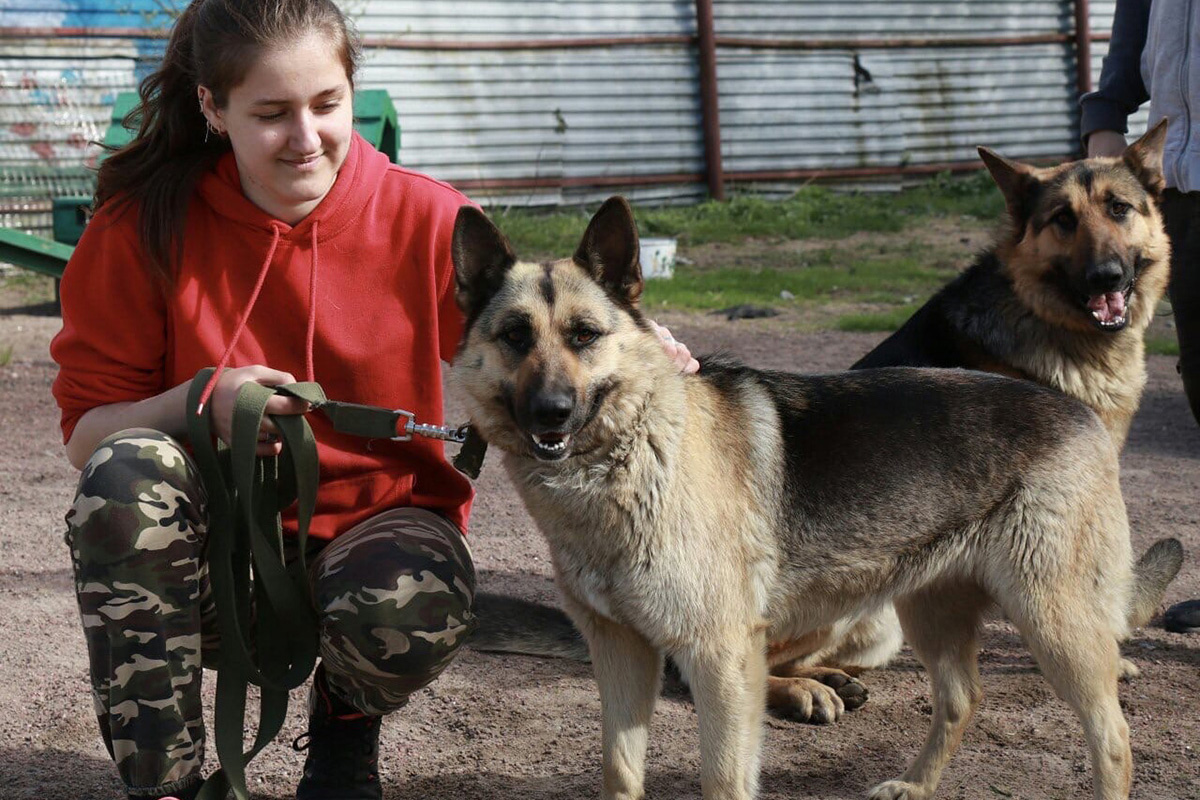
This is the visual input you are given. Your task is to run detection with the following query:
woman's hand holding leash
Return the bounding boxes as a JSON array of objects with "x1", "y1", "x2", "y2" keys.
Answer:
[{"x1": 209, "y1": 365, "x2": 311, "y2": 456}]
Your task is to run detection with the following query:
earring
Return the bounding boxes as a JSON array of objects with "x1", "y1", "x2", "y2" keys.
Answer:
[
  {"x1": 200, "y1": 101, "x2": 210, "y2": 143},
  {"x1": 199, "y1": 100, "x2": 222, "y2": 143}
]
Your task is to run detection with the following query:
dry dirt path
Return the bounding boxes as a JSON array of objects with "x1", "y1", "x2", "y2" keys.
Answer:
[{"x1": 1, "y1": 300, "x2": 1197, "y2": 800}]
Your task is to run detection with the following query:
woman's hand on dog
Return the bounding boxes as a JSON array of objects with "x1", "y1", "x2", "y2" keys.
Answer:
[
  {"x1": 209, "y1": 365, "x2": 311, "y2": 456},
  {"x1": 650, "y1": 321, "x2": 700, "y2": 374}
]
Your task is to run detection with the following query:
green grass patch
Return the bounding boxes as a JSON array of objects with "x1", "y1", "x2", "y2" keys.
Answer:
[
  {"x1": 641, "y1": 253, "x2": 954, "y2": 313},
  {"x1": 0, "y1": 271, "x2": 57, "y2": 306},
  {"x1": 0, "y1": 344, "x2": 12, "y2": 367},
  {"x1": 1145, "y1": 334, "x2": 1180, "y2": 357},
  {"x1": 835, "y1": 306, "x2": 918, "y2": 332},
  {"x1": 494, "y1": 172, "x2": 1003, "y2": 260}
]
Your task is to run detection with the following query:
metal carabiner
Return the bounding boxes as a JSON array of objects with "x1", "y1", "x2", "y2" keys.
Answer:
[{"x1": 391, "y1": 409, "x2": 471, "y2": 444}]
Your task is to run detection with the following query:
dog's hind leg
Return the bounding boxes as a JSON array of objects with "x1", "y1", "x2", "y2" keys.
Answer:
[
  {"x1": 675, "y1": 627, "x2": 768, "y2": 800},
  {"x1": 1012, "y1": 601, "x2": 1132, "y2": 800},
  {"x1": 577, "y1": 612, "x2": 663, "y2": 800},
  {"x1": 868, "y1": 584, "x2": 988, "y2": 800}
]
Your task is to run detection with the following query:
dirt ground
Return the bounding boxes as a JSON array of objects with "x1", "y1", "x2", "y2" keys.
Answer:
[{"x1": 1, "y1": 288, "x2": 1197, "y2": 800}]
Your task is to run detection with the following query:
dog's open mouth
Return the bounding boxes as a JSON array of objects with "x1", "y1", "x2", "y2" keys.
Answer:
[
  {"x1": 530, "y1": 432, "x2": 571, "y2": 460},
  {"x1": 1085, "y1": 286, "x2": 1133, "y2": 331}
]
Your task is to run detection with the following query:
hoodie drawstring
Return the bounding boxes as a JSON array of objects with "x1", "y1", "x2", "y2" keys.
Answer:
[
  {"x1": 195, "y1": 222, "x2": 286, "y2": 414},
  {"x1": 305, "y1": 220, "x2": 319, "y2": 384}
]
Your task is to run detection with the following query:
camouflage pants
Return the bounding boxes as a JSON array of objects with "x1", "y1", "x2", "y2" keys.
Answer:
[{"x1": 65, "y1": 429, "x2": 475, "y2": 797}]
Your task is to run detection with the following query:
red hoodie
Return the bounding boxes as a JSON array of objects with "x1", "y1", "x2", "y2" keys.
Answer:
[{"x1": 51, "y1": 133, "x2": 474, "y2": 538}]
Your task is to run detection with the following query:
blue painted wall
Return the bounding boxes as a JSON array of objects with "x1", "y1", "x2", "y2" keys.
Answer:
[{"x1": 0, "y1": 0, "x2": 176, "y2": 30}]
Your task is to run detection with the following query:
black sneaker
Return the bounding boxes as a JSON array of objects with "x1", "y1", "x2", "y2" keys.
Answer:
[
  {"x1": 1164, "y1": 599, "x2": 1200, "y2": 634},
  {"x1": 293, "y1": 666, "x2": 383, "y2": 800}
]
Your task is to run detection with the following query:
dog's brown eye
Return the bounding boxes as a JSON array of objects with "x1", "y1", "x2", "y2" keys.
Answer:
[
  {"x1": 572, "y1": 330, "x2": 600, "y2": 347},
  {"x1": 1053, "y1": 210, "x2": 1077, "y2": 231},
  {"x1": 501, "y1": 327, "x2": 532, "y2": 349},
  {"x1": 1110, "y1": 201, "x2": 1131, "y2": 218}
]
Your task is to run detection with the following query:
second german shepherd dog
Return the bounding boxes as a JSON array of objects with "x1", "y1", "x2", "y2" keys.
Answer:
[
  {"x1": 453, "y1": 197, "x2": 1159, "y2": 799},
  {"x1": 761, "y1": 121, "x2": 1185, "y2": 716},
  {"x1": 857, "y1": 120, "x2": 1172, "y2": 447}
]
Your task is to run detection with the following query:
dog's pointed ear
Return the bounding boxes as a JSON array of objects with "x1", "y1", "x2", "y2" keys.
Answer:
[
  {"x1": 574, "y1": 196, "x2": 643, "y2": 306},
  {"x1": 1123, "y1": 118, "x2": 1168, "y2": 195},
  {"x1": 978, "y1": 147, "x2": 1041, "y2": 234},
  {"x1": 453, "y1": 205, "x2": 517, "y2": 316}
]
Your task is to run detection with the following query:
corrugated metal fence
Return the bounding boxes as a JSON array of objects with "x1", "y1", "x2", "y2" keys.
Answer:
[{"x1": 0, "y1": 0, "x2": 1143, "y2": 235}]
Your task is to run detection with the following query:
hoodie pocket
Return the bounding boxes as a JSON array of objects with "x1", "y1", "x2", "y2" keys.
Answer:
[{"x1": 286, "y1": 471, "x2": 415, "y2": 540}]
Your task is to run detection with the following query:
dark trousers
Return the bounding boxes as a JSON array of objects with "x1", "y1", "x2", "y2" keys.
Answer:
[{"x1": 1163, "y1": 189, "x2": 1200, "y2": 427}]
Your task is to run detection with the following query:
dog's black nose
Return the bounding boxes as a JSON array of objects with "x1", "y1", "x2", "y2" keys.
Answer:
[
  {"x1": 530, "y1": 390, "x2": 575, "y2": 427},
  {"x1": 1086, "y1": 260, "x2": 1126, "y2": 294}
]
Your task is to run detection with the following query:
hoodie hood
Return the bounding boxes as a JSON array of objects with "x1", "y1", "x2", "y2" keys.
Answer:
[
  {"x1": 191, "y1": 132, "x2": 391, "y2": 410},
  {"x1": 197, "y1": 131, "x2": 390, "y2": 243}
]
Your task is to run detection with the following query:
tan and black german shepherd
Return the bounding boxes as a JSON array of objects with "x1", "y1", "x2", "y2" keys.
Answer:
[
  {"x1": 760, "y1": 120, "x2": 1187, "y2": 715},
  {"x1": 857, "y1": 120, "x2": 1172, "y2": 446},
  {"x1": 453, "y1": 197, "x2": 1161, "y2": 799},
  {"x1": 470, "y1": 124, "x2": 1185, "y2": 726}
]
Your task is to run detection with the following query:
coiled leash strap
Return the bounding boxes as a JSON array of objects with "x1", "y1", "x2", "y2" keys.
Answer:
[{"x1": 188, "y1": 369, "x2": 486, "y2": 800}]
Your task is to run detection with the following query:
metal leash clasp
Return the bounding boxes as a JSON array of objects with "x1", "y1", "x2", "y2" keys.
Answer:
[{"x1": 391, "y1": 409, "x2": 470, "y2": 444}]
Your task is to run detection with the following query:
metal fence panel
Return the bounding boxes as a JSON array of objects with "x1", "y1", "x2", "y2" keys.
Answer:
[
  {"x1": 712, "y1": 0, "x2": 1072, "y2": 38},
  {"x1": 0, "y1": 0, "x2": 1128, "y2": 228}
]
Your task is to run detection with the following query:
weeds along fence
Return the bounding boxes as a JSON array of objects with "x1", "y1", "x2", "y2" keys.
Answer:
[{"x1": 0, "y1": 0, "x2": 1148, "y2": 238}]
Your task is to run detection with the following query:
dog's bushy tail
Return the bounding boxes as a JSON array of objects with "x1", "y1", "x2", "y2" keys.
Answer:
[
  {"x1": 469, "y1": 591, "x2": 590, "y2": 662},
  {"x1": 1129, "y1": 537, "x2": 1185, "y2": 628}
]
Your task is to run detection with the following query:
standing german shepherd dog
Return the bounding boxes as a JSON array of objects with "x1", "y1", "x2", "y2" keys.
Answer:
[
  {"x1": 469, "y1": 124, "x2": 1185, "y2": 727},
  {"x1": 453, "y1": 197, "x2": 1158, "y2": 799}
]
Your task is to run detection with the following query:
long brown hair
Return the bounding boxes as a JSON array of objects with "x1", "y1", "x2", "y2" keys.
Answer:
[{"x1": 95, "y1": 0, "x2": 361, "y2": 283}]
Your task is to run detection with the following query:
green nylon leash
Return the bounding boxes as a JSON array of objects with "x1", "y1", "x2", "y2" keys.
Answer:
[
  {"x1": 189, "y1": 370, "x2": 322, "y2": 800},
  {"x1": 186, "y1": 369, "x2": 486, "y2": 800}
]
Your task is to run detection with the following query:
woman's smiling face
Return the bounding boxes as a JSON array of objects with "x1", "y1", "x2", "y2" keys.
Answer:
[{"x1": 202, "y1": 30, "x2": 354, "y2": 224}]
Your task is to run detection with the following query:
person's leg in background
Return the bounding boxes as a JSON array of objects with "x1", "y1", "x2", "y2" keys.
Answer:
[
  {"x1": 1158, "y1": 190, "x2": 1200, "y2": 635},
  {"x1": 1162, "y1": 189, "x2": 1200, "y2": 427},
  {"x1": 295, "y1": 507, "x2": 476, "y2": 799}
]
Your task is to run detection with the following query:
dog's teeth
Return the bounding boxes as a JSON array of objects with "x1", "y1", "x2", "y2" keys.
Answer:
[
  {"x1": 532, "y1": 434, "x2": 568, "y2": 452},
  {"x1": 1092, "y1": 310, "x2": 1103, "y2": 321}
]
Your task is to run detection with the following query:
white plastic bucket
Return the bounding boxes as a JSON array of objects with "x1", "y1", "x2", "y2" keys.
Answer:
[{"x1": 639, "y1": 237, "x2": 677, "y2": 280}]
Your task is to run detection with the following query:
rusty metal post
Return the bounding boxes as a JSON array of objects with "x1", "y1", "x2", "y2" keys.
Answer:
[
  {"x1": 1074, "y1": 0, "x2": 1093, "y2": 95},
  {"x1": 695, "y1": 0, "x2": 726, "y2": 201}
]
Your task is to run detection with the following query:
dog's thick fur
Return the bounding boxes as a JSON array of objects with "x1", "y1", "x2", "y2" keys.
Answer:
[
  {"x1": 470, "y1": 126, "x2": 1185, "y2": 725},
  {"x1": 453, "y1": 197, "x2": 1154, "y2": 799},
  {"x1": 859, "y1": 121, "x2": 1172, "y2": 448},
  {"x1": 759, "y1": 122, "x2": 1186, "y2": 711}
]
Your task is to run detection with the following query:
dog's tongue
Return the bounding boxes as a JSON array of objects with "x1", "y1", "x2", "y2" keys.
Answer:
[{"x1": 1087, "y1": 292, "x2": 1126, "y2": 322}]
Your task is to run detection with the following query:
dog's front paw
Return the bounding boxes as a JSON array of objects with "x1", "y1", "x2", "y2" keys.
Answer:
[
  {"x1": 767, "y1": 675, "x2": 848, "y2": 724},
  {"x1": 1118, "y1": 657, "x2": 1140, "y2": 681},
  {"x1": 867, "y1": 779, "x2": 930, "y2": 800},
  {"x1": 817, "y1": 668, "x2": 869, "y2": 710}
]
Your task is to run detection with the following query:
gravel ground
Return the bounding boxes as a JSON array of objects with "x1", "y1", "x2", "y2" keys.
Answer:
[{"x1": 1, "y1": 299, "x2": 1197, "y2": 800}]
